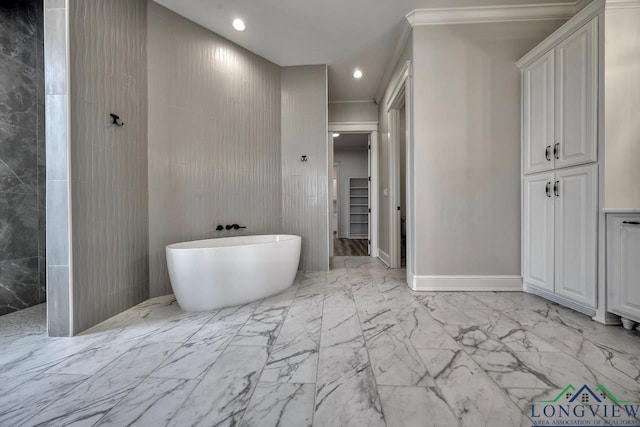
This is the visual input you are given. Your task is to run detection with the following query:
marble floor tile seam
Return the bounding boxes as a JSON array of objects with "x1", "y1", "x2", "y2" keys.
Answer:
[
  {"x1": 452, "y1": 338, "x2": 637, "y2": 423},
  {"x1": 308, "y1": 279, "x2": 326, "y2": 427},
  {"x1": 77, "y1": 303, "x2": 263, "y2": 426},
  {"x1": 350, "y1": 292, "x2": 403, "y2": 425},
  {"x1": 432, "y1": 317, "x2": 566, "y2": 394},
  {"x1": 222, "y1": 344, "x2": 292, "y2": 427},
  {"x1": 148, "y1": 300, "x2": 266, "y2": 381},
  {"x1": 18, "y1": 373, "x2": 151, "y2": 427},
  {"x1": 355, "y1": 280, "x2": 463, "y2": 421},
  {"x1": 0, "y1": 338, "x2": 105, "y2": 396},
  {"x1": 90, "y1": 339, "x2": 249, "y2": 426},
  {"x1": 407, "y1": 298, "x2": 566, "y2": 422},
  {"x1": 480, "y1": 301, "x2": 640, "y2": 375}
]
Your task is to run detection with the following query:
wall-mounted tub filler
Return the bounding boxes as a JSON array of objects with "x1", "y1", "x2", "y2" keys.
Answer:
[{"x1": 166, "y1": 235, "x2": 301, "y2": 311}]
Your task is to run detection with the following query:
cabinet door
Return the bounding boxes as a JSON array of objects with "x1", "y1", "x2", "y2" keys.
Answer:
[
  {"x1": 554, "y1": 164, "x2": 597, "y2": 307},
  {"x1": 523, "y1": 51, "x2": 555, "y2": 175},
  {"x1": 523, "y1": 172, "x2": 555, "y2": 292},
  {"x1": 608, "y1": 216, "x2": 640, "y2": 321},
  {"x1": 554, "y1": 18, "x2": 598, "y2": 169}
]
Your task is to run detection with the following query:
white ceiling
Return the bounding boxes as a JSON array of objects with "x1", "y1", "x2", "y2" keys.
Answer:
[{"x1": 153, "y1": 0, "x2": 574, "y2": 102}]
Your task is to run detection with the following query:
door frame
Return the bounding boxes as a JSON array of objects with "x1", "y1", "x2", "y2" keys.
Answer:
[
  {"x1": 387, "y1": 60, "x2": 413, "y2": 270},
  {"x1": 328, "y1": 123, "x2": 379, "y2": 258}
]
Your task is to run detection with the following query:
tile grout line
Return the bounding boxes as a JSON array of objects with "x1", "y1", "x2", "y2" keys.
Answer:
[
  {"x1": 309, "y1": 271, "x2": 326, "y2": 427},
  {"x1": 236, "y1": 285, "x2": 298, "y2": 426},
  {"x1": 89, "y1": 307, "x2": 222, "y2": 426},
  {"x1": 162, "y1": 301, "x2": 264, "y2": 426},
  {"x1": 349, "y1": 265, "x2": 388, "y2": 426}
]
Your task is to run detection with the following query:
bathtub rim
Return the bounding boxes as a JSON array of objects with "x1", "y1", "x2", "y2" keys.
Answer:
[{"x1": 166, "y1": 234, "x2": 301, "y2": 251}]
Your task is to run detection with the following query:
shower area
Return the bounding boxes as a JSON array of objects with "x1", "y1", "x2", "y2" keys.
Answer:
[{"x1": 0, "y1": 0, "x2": 46, "y2": 316}]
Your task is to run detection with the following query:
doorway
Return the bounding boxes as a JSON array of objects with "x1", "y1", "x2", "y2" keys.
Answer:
[
  {"x1": 387, "y1": 60, "x2": 412, "y2": 270},
  {"x1": 333, "y1": 133, "x2": 370, "y2": 256},
  {"x1": 327, "y1": 122, "x2": 379, "y2": 265}
]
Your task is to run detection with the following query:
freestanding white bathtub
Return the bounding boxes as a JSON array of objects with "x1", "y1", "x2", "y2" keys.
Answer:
[{"x1": 166, "y1": 235, "x2": 301, "y2": 311}]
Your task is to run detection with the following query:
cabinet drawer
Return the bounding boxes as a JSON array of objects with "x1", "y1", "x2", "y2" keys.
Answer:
[{"x1": 607, "y1": 214, "x2": 640, "y2": 322}]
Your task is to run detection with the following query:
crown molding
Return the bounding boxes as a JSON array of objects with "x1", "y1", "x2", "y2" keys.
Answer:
[
  {"x1": 605, "y1": 0, "x2": 640, "y2": 9},
  {"x1": 374, "y1": 18, "x2": 412, "y2": 104},
  {"x1": 406, "y1": 2, "x2": 576, "y2": 26}
]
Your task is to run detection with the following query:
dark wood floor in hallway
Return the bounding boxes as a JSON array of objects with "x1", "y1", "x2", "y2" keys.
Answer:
[{"x1": 334, "y1": 238, "x2": 368, "y2": 256}]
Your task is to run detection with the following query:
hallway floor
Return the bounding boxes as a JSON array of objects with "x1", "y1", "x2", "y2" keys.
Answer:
[
  {"x1": 1, "y1": 257, "x2": 639, "y2": 426},
  {"x1": 333, "y1": 238, "x2": 368, "y2": 256}
]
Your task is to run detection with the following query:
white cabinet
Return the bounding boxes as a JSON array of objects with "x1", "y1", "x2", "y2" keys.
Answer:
[
  {"x1": 523, "y1": 52, "x2": 555, "y2": 174},
  {"x1": 554, "y1": 165, "x2": 598, "y2": 307},
  {"x1": 607, "y1": 214, "x2": 640, "y2": 323},
  {"x1": 523, "y1": 172, "x2": 554, "y2": 292},
  {"x1": 554, "y1": 19, "x2": 598, "y2": 169},
  {"x1": 520, "y1": 13, "x2": 601, "y2": 314},
  {"x1": 522, "y1": 165, "x2": 598, "y2": 309},
  {"x1": 521, "y1": 17, "x2": 598, "y2": 175}
]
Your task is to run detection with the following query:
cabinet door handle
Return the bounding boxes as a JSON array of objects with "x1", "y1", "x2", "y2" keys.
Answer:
[
  {"x1": 622, "y1": 221, "x2": 640, "y2": 225},
  {"x1": 545, "y1": 145, "x2": 552, "y2": 161},
  {"x1": 554, "y1": 143, "x2": 560, "y2": 160},
  {"x1": 545, "y1": 182, "x2": 551, "y2": 198},
  {"x1": 553, "y1": 180, "x2": 559, "y2": 197}
]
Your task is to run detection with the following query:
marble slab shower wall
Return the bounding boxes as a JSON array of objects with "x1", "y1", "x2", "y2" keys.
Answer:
[
  {"x1": 0, "y1": 0, "x2": 46, "y2": 316},
  {"x1": 281, "y1": 65, "x2": 329, "y2": 271},
  {"x1": 147, "y1": 2, "x2": 282, "y2": 297},
  {"x1": 68, "y1": 0, "x2": 149, "y2": 333}
]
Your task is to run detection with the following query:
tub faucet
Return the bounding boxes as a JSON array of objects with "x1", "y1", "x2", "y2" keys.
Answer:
[
  {"x1": 226, "y1": 224, "x2": 246, "y2": 230},
  {"x1": 215, "y1": 225, "x2": 224, "y2": 231}
]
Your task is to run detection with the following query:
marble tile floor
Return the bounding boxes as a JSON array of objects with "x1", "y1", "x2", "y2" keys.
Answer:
[{"x1": 1, "y1": 256, "x2": 640, "y2": 426}]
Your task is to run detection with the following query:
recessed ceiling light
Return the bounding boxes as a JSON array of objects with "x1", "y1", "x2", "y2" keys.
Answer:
[
  {"x1": 333, "y1": 133, "x2": 340, "y2": 138},
  {"x1": 353, "y1": 69, "x2": 363, "y2": 79},
  {"x1": 233, "y1": 18, "x2": 246, "y2": 32}
]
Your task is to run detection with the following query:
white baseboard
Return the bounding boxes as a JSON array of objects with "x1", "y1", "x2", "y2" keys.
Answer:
[
  {"x1": 409, "y1": 274, "x2": 523, "y2": 291},
  {"x1": 378, "y1": 249, "x2": 390, "y2": 267}
]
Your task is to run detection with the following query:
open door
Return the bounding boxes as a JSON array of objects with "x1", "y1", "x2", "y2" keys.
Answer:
[{"x1": 367, "y1": 134, "x2": 372, "y2": 256}]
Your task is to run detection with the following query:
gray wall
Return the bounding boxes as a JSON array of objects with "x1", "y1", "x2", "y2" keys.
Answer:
[
  {"x1": 0, "y1": 0, "x2": 46, "y2": 316},
  {"x1": 410, "y1": 21, "x2": 563, "y2": 276},
  {"x1": 378, "y1": 38, "x2": 412, "y2": 259},
  {"x1": 281, "y1": 65, "x2": 329, "y2": 271},
  {"x1": 334, "y1": 135, "x2": 368, "y2": 237},
  {"x1": 147, "y1": 2, "x2": 283, "y2": 296},
  {"x1": 604, "y1": 7, "x2": 640, "y2": 209},
  {"x1": 329, "y1": 101, "x2": 378, "y2": 123},
  {"x1": 68, "y1": 0, "x2": 149, "y2": 333}
]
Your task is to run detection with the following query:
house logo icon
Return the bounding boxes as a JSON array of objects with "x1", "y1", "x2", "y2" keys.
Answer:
[
  {"x1": 536, "y1": 384, "x2": 631, "y2": 404},
  {"x1": 530, "y1": 384, "x2": 639, "y2": 426}
]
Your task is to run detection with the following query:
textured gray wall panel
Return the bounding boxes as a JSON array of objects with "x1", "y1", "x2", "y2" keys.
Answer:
[
  {"x1": 147, "y1": 2, "x2": 282, "y2": 297},
  {"x1": 69, "y1": 0, "x2": 149, "y2": 333},
  {"x1": 281, "y1": 65, "x2": 329, "y2": 271}
]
